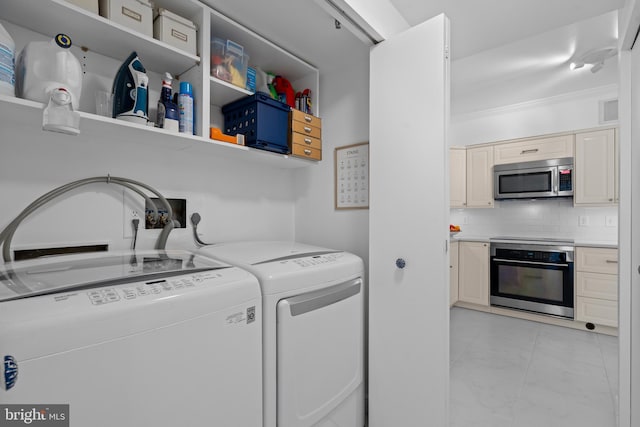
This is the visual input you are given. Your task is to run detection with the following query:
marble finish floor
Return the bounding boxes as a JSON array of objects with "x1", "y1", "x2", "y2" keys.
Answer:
[{"x1": 450, "y1": 307, "x2": 618, "y2": 427}]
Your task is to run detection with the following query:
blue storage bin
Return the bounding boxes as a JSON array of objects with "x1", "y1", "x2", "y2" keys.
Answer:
[{"x1": 222, "y1": 92, "x2": 290, "y2": 154}]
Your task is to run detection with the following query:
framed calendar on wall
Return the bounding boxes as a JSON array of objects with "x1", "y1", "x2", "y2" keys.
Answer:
[{"x1": 335, "y1": 142, "x2": 369, "y2": 210}]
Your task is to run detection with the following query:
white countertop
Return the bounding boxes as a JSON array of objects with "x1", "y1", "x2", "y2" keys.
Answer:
[{"x1": 450, "y1": 234, "x2": 618, "y2": 248}]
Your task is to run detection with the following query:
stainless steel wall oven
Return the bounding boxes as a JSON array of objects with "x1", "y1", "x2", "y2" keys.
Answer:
[{"x1": 490, "y1": 238, "x2": 574, "y2": 319}]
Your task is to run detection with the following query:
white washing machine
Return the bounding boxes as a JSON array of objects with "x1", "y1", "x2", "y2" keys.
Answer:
[
  {"x1": 0, "y1": 250, "x2": 262, "y2": 427},
  {"x1": 197, "y1": 241, "x2": 365, "y2": 427}
]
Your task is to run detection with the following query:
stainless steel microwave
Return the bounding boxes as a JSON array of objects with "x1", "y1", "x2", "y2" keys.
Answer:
[{"x1": 493, "y1": 157, "x2": 573, "y2": 200}]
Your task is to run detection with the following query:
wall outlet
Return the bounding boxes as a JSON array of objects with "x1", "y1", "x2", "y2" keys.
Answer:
[
  {"x1": 578, "y1": 215, "x2": 590, "y2": 227},
  {"x1": 123, "y1": 207, "x2": 142, "y2": 238},
  {"x1": 123, "y1": 190, "x2": 143, "y2": 239},
  {"x1": 605, "y1": 216, "x2": 618, "y2": 227}
]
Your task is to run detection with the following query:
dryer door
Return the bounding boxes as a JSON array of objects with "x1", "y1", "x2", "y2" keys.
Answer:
[{"x1": 276, "y1": 278, "x2": 364, "y2": 427}]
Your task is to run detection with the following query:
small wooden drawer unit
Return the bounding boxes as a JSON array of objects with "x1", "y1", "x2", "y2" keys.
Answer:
[
  {"x1": 575, "y1": 246, "x2": 618, "y2": 327},
  {"x1": 289, "y1": 109, "x2": 322, "y2": 160}
]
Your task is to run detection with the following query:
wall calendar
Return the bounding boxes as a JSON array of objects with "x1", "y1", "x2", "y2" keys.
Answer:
[{"x1": 334, "y1": 142, "x2": 369, "y2": 210}]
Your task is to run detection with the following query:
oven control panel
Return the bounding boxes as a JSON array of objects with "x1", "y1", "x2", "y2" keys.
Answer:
[{"x1": 494, "y1": 248, "x2": 568, "y2": 263}]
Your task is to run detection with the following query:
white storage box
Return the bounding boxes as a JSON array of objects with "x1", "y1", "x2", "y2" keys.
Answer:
[
  {"x1": 153, "y1": 8, "x2": 197, "y2": 55},
  {"x1": 65, "y1": 0, "x2": 99, "y2": 14},
  {"x1": 99, "y1": 0, "x2": 153, "y2": 37}
]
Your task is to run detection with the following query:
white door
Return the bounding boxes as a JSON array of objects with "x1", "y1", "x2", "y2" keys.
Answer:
[
  {"x1": 631, "y1": 41, "x2": 640, "y2": 427},
  {"x1": 619, "y1": 4, "x2": 640, "y2": 425},
  {"x1": 369, "y1": 14, "x2": 450, "y2": 426}
]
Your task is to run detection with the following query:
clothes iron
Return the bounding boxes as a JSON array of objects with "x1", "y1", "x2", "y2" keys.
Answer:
[{"x1": 112, "y1": 51, "x2": 149, "y2": 124}]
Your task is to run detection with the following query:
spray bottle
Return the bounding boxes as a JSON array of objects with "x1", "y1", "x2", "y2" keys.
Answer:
[
  {"x1": 156, "y1": 72, "x2": 179, "y2": 132},
  {"x1": 178, "y1": 81, "x2": 194, "y2": 135},
  {"x1": 0, "y1": 23, "x2": 15, "y2": 97}
]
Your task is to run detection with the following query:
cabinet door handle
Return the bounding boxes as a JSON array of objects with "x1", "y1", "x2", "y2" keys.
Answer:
[
  {"x1": 304, "y1": 116, "x2": 312, "y2": 122},
  {"x1": 521, "y1": 149, "x2": 539, "y2": 154},
  {"x1": 606, "y1": 260, "x2": 618, "y2": 264},
  {"x1": 304, "y1": 126, "x2": 312, "y2": 133},
  {"x1": 396, "y1": 258, "x2": 406, "y2": 269},
  {"x1": 304, "y1": 149, "x2": 312, "y2": 155},
  {"x1": 304, "y1": 138, "x2": 312, "y2": 144}
]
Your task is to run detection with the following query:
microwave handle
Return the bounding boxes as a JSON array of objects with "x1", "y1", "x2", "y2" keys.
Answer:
[{"x1": 553, "y1": 168, "x2": 558, "y2": 194}]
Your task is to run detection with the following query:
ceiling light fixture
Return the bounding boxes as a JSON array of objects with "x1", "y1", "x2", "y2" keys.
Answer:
[{"x1": 569, "y1": 47, "x2": 617, "y2": 73}]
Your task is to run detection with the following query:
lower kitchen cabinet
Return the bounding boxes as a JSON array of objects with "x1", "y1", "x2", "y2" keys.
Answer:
[
  {"x1": 575, "y1": 246, "x2": 618, "y2": 327},
  {"x1": 458, "y1": 241, "x2": 489, "y2": 306},
  {"x1": 450, "y1": 240, "x2": 459, "y2": 306}
]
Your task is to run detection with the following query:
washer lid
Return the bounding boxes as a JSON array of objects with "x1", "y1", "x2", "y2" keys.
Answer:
[{"x1": 0, "y1": 250, "x2": 230, "y2": 302}]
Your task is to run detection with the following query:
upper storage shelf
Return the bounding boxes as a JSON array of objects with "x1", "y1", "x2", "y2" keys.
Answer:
[
  {"x1": 0, "y1": 0, "x2": 200, "y2": 76},
  {"x1": 205, "y1": 4, "x2": 320, "y2": 113}
]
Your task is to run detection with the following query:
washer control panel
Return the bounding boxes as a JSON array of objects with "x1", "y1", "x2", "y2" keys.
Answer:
[{"x1": 85, "y1": 272, "x2": 224, "y2": 306}]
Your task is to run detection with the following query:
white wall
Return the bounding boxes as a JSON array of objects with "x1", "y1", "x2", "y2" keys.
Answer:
[
  {"x1": 450, "y1": 84, "x2": 618, "y2": 147},
  {"x1": 450, "y1": 199, "x2": 618, "y2": 242},
  {"x1": 449, "y1": 84, "x2": 619, "y2": 244},
  {"x1": 0, "y1": 120, "x2": 297, "y2": 254},
  {"x1": 0, "y1": 18, "x2": 315, "y2": 258},
  {"x1": 294, "y1": 59, "x2": 370, "y2": 267}
]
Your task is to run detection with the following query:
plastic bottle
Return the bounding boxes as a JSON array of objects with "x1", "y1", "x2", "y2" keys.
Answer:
[
  {"x1": 0, "y1": 23, "x2": 16, "y2": 97},
  {"x1": 156, "y1": 72, "x2": 179, "y2": 133},
  {"x1": 178, "y1": 81, "x2": 194, "y2": 134}
]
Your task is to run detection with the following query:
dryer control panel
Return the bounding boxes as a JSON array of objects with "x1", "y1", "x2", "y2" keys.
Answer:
[{"x1": 290, "y1": 253, "x2": 342, "y2": 268}]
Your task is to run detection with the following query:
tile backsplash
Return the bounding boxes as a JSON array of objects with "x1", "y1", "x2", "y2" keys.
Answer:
[{"x1": 450, "y1": 198, "x2": 618, "y2": 242}]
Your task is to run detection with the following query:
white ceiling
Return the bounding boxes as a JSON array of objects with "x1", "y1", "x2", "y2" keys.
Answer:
[
  {"x1": 390, "y1": 0, "x2": 624, "y2": 60},
  {"x1": 202, "y1": 0, "x2": 624, "y2": 114}
]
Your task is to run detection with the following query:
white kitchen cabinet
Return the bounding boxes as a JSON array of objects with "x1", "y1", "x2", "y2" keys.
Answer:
[
  {"x1": 466, "y1": 145, "x2": 494, "y2": 208},
  {"x1": 493, "y1": 134, "x2": 574, "y2": 165},
  {"x1": 0, "y1": 0, "x2": 319, "y2": 168},
  {"x1": 369, "y1": 14, "x2": 449, "y2": 426},
  {"x1": 458, "y1": 241, "x2": 489, "y2": 306},
  {"x1": 450, "y1": 147, "x2": 466, "y2": 208},
  {"x1": 575, "y1": 246, "x2": 618, "y2": 327},
  {"x1": 574, "y1": 128, "x2": 617, "y2": 206},
  {"x1": 450, "y1": 240, "x2": 459, "y2": 306}
]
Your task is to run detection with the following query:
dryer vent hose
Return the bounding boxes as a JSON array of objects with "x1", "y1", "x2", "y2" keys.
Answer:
[
  {"x1": 190, "y1": 212, "x2": 216, "y2": 247},
  {"x1": 0, "y1": 175, "x2": 176, "y2": 263}
]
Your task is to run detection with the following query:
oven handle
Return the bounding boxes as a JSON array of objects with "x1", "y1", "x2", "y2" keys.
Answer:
[{"x1": 492, "y1": 258, "x2": 570, "y2": 267}]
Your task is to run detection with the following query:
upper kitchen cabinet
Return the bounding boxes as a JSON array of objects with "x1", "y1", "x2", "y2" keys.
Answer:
[
  {"x1": 466, "y1": 145, "x2": 494, "y2": 208},
  {"x1": 450, "y1": 147, "x2": 466, "y2": 208},
  {"x1": 574, "y1": 128, "x2": 617, "y2": 206},
  {"x1": 493, "y1": 134, "x2": 574, "y2": 165}
]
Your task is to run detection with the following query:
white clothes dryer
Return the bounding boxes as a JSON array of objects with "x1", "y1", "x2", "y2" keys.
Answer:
[
  {"x1": 197, "y1": 241, "x2": 365, "y2": 427},
  {"x1": 0, "y1": 250, "x2": 262, "y2": 427}
]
